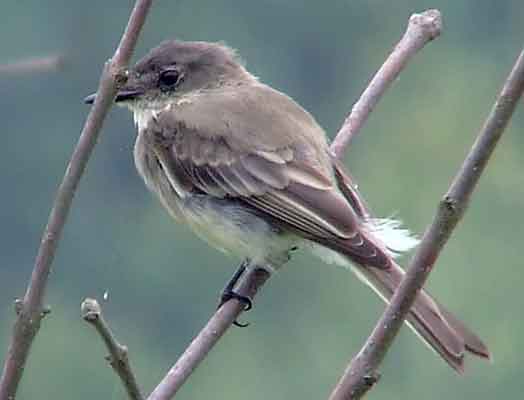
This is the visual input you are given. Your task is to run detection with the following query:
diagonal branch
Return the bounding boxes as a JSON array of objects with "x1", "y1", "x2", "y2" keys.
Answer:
[
  {"x1": 331, "y1": 9, "x2": 442, "y2": 157},
  {"x1": 82, "y1": 298, "x2": 144, "y2": 400},
  {"x1": 147, "y1": 268, "x2": 270, "y2": 400},
  {"x1": 328, "y1": 47, "x2": 524, "y2": 400},
  {"x1": 0, "y1": 1, "x2": 153, "y2": 398},
  {"x1": 143, "y1": 9, "x2": 443, "y2": 400}
]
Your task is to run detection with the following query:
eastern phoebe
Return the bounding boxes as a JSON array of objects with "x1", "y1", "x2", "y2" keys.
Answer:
[{"x1": 85, "y1": 40, "x2": 489, "y2": 372}]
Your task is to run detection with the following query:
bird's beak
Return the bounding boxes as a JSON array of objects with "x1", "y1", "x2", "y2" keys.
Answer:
[{"x1": 84, "y1": 88, "x2": 144, "y2": 104}]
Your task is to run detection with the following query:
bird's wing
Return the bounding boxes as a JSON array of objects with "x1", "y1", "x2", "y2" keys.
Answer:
[{"x1": 145, "y1": 83, "x2": 390, "y2": 267}]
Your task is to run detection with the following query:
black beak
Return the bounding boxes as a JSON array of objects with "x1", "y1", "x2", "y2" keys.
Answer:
[
  {"x1": 83, "y1": 93, "x2": 96, "y2": 104},
  {"x1": 84, "y1": 89, "x2": 144, "y2": 104}
]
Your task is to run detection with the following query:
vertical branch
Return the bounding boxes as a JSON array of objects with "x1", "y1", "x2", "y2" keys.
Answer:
[
  {"x1": 0, "y1": 1, "x2": 153, "y2": 398},
  {"x1": 329, "y1": 48, "x2": 524, "y2": 400}
]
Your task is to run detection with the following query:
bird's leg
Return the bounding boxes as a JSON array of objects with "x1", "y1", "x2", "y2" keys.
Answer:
[{"x1": 218, "y1": 259, "x2": 253, "y2": 327}]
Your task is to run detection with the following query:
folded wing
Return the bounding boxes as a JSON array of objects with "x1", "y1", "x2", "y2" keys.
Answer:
[{"x1": 144, "y1": 83, "x2": 392, "y2": 268}]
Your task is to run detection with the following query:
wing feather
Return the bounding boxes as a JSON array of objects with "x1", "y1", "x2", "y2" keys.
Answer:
[{"x1": 240, "y1": 154, "x2": 289, "y2": 189}]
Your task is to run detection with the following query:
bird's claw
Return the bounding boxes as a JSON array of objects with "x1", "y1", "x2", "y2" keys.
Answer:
[{"x1": 217, "y1": 260, "x2": 253, "y2": 327}]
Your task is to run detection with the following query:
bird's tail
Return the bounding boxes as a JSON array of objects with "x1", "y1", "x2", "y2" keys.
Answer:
[
  {"x1": 326, "y1": 156, "x2": 490, "y2": 372},
  {"x1": 349, "y1": 259, "x2": 491, "y2": 373}
]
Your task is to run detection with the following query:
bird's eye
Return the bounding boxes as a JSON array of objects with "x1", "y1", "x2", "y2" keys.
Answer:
[{"x1": 159, "y1": 69, "x2": 181, "y2": 89}]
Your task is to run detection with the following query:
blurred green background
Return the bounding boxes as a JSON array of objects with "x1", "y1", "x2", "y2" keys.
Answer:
[{"x1": 1, "y1": 1, "x2": 523, "y2": 399}]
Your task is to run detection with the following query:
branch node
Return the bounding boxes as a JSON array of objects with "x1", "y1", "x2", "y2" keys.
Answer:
[
  {"x1": 13, "y1": 299, "x2": 23, "y2": 315},
  {"x1": 81, "y1": 298, "x2": 101, "y2": 322},
  {"x1": 408, "y1": 9, "x2": 442, "y2": 41},
  {"x1": 115, "y1": 68, "x2": 130, "y2": 87},
  {"x1": 440, "y1": 195, "x2": 465, "y2": 223},
  {"x1": 106, "y1": 60, "x2": 129, "y2": 88},
  {"x1": 443, "y1": 195, "x2": 457, "y2": 210},
  {"x1": 113, "y1": 344, "x2": 130, "y2": 364},
  {"x1": 40, "y1": 305, "x2": 52, "y2": 318},
  {"x1": 362, "y1": 372, "x2": 380, "y2": 386}
]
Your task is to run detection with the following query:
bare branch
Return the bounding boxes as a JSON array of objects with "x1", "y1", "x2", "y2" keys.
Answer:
[
  {"x1": 0, "y1": 1, "x2": 153, "y2": 398},
  {"x1": 147, "y1": 268, "x2": 270, "y2": 400},
  {"x1": 82, "y1": 298, "x2": 144, "y2": 400},
  {"x1": 329, "y1": 47, "x2": 524, "y2": 400},
  {"x1": 330, "y1": 9, "x2": 442, "y2": 158},
  {"x1": 0, "y1": 55, "x2": 65, "y2": 76}
]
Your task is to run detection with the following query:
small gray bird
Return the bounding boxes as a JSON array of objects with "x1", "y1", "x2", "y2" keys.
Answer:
[{"x1": 86, "y1": 40, "x2": 489, "y2": 372}]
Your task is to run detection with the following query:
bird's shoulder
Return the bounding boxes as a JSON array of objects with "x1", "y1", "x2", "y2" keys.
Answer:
[
  {"x1": 152, "y1": 82, "x2": 329, "y2": 154},
  {"x1": 140, "y1": 81, "x2": 336, "y2": 198}
]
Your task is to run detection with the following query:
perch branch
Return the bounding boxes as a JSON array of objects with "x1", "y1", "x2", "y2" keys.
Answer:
[
  {"x1": 330, "y1": 9, "x2": 442, "y2": 157},
  {"x1": 0, "y1": 1, "x2": 153, "y2": 398},
  {"x1": 329, "y1": 47, "x2": 524, "y2": 400},
  {"x1": 82, "y1": 298, "x2": 144, "y2": 400},
  {"x1": 147, "y1": 268, "x2": 270, "y2": 400}
]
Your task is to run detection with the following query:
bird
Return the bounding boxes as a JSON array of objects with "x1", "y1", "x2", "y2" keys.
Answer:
[{"x1": 85, "y1": 39, "x2": 490, "y2": 373}]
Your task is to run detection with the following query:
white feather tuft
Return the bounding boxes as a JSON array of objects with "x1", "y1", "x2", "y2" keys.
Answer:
[
  {"x1": 363, "y1": 218, "x2": 419, "y2": 257},
  {"x1": 306, "y1": 217, "x2": 418, "y2": 268}
]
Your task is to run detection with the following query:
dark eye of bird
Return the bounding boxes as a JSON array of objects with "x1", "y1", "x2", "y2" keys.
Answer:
[{"x1": 159, "y1": 69, "x2": 180, "y2": 89}]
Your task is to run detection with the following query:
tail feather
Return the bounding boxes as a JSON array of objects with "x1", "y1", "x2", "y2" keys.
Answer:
[
  {"x1": 323, "y1": 156, "x2": 490, "y2": 371},
  {"x1": 351, "y1": 260, "x2": 490, "y2": 373},
  {"x1": 437, "y1": 303, "x2": 491, "y2": 360}
]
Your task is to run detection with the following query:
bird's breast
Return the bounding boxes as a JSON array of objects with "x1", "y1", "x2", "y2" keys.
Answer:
[{"x1": 133, "y1": 129, "x2": 191, "y2": 221}]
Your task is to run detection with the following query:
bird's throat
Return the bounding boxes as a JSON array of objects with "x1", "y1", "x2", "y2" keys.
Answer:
[{"x1": 132, "y1": 108, "x2": 158, "y2": 132}]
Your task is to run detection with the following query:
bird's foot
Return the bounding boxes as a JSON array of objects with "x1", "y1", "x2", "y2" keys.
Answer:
[{"x1": 217, "y1": 260, "x2": 253, "y2": 327}]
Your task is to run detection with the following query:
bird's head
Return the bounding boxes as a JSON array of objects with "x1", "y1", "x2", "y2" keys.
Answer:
[{"x1": 85, "y1": 39, "x2": 250, "y2": 112}]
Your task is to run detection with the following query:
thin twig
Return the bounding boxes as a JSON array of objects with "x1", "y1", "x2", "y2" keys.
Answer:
[
  {"x1": 82, "y1": 299, "x2": 144, "y2": 400},
  {"x1": 329, "y1": 48, "x2": 524, "y2": 400},
  {"x1": 0, "y1": 1, "x2": 153, "y2": 398},
  {"x1": 147, "y1": 268, "x2": 270, "y2": 400},
  {"x1": 330, "y1": 9, "x2": 442, "y2": 158},
  {"x1": 0, "y1": 55, "x2": 65, "y2": 76}
]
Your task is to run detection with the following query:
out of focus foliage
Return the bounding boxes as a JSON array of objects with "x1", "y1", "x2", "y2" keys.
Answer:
[{"x1": 1, "y1": 1, "x2": 523, "y2": 399}]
